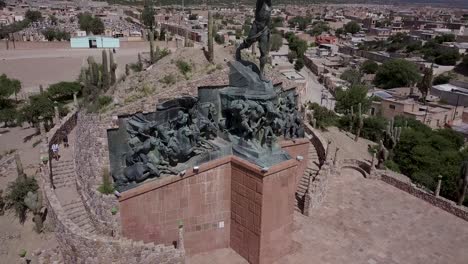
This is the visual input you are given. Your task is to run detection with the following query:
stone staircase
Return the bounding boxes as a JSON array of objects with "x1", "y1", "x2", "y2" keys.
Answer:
[
  {"x1": 52, "y1": 160, "x2": 76, "y2": 188},
  {"x1": 295, "y1": 142, "x2": 320, "y2": 213},
  {"x1": 52, "y1": 158, "x2": 97, "y2": 234},
  {"x1": 61, "y1": 199, "x2": 96, "y2": 234}
]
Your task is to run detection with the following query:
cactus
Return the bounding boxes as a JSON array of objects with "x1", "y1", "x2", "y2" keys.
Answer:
[
  {"x1": 109, "y1": 50, "x2": 117, "y2": 85},
  {"x1": 125, "y1": 63, "x2": 130, "y2": 76},
  {"x1": 15, "y1": 153, "x2": 26, "y2": 181},
  {"x1": 384, "y1": 118, "x2": 401, "y2": 150},
  {"x1": 354, "y1": 103, "x2": 363, "y2": 142},
  {"x1": 102, "y1": 49, "x2": 109, "y2": 90},
  {"x1": 349, "y1": 106, "x2": 354, "y2": 132},
  {"x1": 149, "y1": 30, "x2": 155, "y2": 64},
  {"x1": 0, "y1": 189, "x2": 5, "y2": 216},
  {"x1": 207, "y1": 11, "x2": 214, "y2": 63},
  {"x1": 24, "y1": 191, "x2": 44, "y2": 233},
  {"x1": 137, "y1": 53, "x2": 143, "y2": 71}
]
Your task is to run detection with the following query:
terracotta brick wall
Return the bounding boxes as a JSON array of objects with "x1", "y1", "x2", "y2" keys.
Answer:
[
  {"x1": 259, "y1": 166, "x2": 296, "y2": 264},
  {"x1": 230, "y1": 165, "x2": 263, "y2": 264},
  {"x1": 120, "y1": 160, "x2": 231, "y2": 255},
  {"x1": 280, "y1": 139, "x2": 310, "y2": 188}
]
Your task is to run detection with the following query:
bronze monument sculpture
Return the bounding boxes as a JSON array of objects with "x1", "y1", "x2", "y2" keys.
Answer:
[
  {"x1": 107, "y1": 0, "x2": 305, "y2": 191},
  {"x1": 235, "y1": 0, "x2": 272, "y2": 77}
]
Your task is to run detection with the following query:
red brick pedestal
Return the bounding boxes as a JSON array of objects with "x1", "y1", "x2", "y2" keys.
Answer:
[{"x1": 119, "y1": 140, "x2": 310, "y2": 263}]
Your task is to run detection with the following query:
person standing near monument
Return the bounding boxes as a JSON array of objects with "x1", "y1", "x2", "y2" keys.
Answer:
[{"x1": 235, "y1": 0, "x2": 272, "y2": 77}]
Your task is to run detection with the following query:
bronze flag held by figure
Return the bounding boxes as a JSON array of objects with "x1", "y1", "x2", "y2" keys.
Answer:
[{"x1": 235, "y1": 0, "x2": 272, "y2": 79}]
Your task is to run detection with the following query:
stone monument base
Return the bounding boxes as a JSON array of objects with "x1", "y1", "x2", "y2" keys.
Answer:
[{"x1": 119, "y1": 139, "x2": 310, "y2": 264}]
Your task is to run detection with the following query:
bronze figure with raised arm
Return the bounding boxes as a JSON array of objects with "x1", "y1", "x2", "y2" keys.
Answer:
[{"x1": 235, "y1": 0, "x2": 272, "y2": 79}]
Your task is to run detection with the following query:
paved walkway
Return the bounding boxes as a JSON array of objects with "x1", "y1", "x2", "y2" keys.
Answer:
[{"x1": 188, "y1": 168, "x2": 468, "y2": 264}]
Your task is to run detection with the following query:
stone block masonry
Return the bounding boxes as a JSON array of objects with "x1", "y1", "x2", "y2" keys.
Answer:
[
  {"x1": 120, "y1": 158, "x2": 232, "y2": 255},
  {"x1": 119, "y1": 145, "x2": 303, "y2": 264}
]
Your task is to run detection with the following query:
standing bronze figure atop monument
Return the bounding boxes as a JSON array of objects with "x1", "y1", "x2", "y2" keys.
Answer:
[{"x1": 235, "y1": 0, "x2": 272, "y2": 78}]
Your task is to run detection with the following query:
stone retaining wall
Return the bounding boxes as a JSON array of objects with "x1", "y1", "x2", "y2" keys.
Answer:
[
  {"x1": 304, "y1": 123, "x2": 327, "y2": 165},
  {"x1": 375, "y1": 170, "x2": 468, "y2": 222},
  {"x1": 74, "y1": 112, "x2": 120, "y2": 235},
  {"x1": 302, "y1": 124, "x2": 331, "y2": 214},
  {"x1": 40, "y1": 110, "x2": 185, "y2": 263}
]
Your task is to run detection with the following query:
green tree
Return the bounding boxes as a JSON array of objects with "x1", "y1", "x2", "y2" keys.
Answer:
[
  {"x1": 374, "y1": 59, "x2": 421, "y2": 89},
  {"x1": 435, "y1": 34, "x2": 456, "y2": 44},
  {"x1": 270, "y1": 34, "x2": 283, "y2": 51},
  {"x1": 49, "y1": 14, "x2": 58, "y2": 25},
  {"x1": 294, "y1": 57, "x2": 304, "y2": 71},
  {"x1": 90, "y1": 17, "x2": 105, "y2": 35},
  {"x1": 308, "y1": 21, "x2": 330, "y2": 36},
  {"x1": 360, "y1": 60, "x2": 378, "y2": 74},
  {"x1": 141, "y1": 1, "x2": 155, "y2": 30},
  {"x1": 434, "y1": 49, "x2": 460, "y2": 66},
  {"x1": 433, "y1": 74, "x2": 452, "y2": 85},
  {"x1": 214, "y1": 33, "x2": 225, "y2": 44},
  {"x1": 0, "y1": 74, "x2": 21, "y2": 102},
  {"x1": 25, "y1": 10, "x2": 42, "y2": 22},
  {"x1": 42, "y1": 28, "x2": 56, "y2": 41},
  {"x1": 306, "y1": 102, "x2": 338, "y2": 129},
  {"x1": 335, "y1": 84, "x2": 371, "y2": 114},
  {"x1": 46, "y1": 82, "x2": 81, "y2": 101},
  {"x1": 340, "y1": 69, "x2": 362, "y2": 86},
  {"x1": 288, "y1": 16, "x2": 311, "y2": 31},
  {"x1": 20, "y1": 94, "x2": 55, "y2": 125},
  {"x1": 335, "y1": 28, "x2": 344, "y2": 37},
  {"x1": 78, "y1": 12, "x2": 104, "y2": 35},
  {"x1": 344, "y1": 21, "x2": 360, "y2": 34}
]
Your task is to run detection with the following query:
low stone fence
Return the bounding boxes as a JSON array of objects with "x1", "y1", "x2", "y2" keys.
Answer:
[
  {"x1": 340, "y1": 159, "x2": 371, "y2": 178},
  {"x1": 304, "y1": 123, "x2": 328, "y2": 165},
  {"x1": 48, "y1": 110, "x2": 78, "y2": 148},
  {"x1": 74, "y1": 112, "x2": 120, "y2": 235},
  {"x1": 374, "y1": 170, "x2": 468, "y2": 222},
  {"x1": 306, "y1": 162, "x2": 331, "y2": 213},
  {"x1": 302, "y1": 124, "x2": 332, "y2": 215}
]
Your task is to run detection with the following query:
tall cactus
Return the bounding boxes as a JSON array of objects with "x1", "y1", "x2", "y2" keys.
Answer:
[
  {"x1": 109, "y1": 50, "x2": 117, "y2": 85},
  {"x1": 125, "y1": 63, "x2": 130, "y2": 76},
  {"x1": 149, "y1": 30, "x2": 155, "y2": 64},
  {"x1": 207, "y1": 11, "x2": 214, "y2": 63},
  {"x1": 354, "y1": 103, "x2": 363, "y2": 142},
  {"x1": 137, "y1": 53, "x2": 143, "y2": 71},
  {"x1": 385, "y1": 118, "x2": 401, "y2": 150},
  {"x1": 24, "y1": 191, "x2": 44, "y2": 233},
  {"x1": 15, "y1": 153, "x2": 26, "y2": 181},
  {"x1": 0, "y1": 189, "x2": 5, "y2": 216},
  {"x1": 102, "y1": 49, "x2": 109, "y2": 90}
]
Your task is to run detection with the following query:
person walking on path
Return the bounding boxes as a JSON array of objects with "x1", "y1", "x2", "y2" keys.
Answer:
[{"x1": 51, "y1": 143, "x2": 60, "y2": 160}]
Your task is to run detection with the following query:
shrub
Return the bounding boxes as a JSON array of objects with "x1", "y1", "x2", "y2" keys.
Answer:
[
  {"x1": 176, "y1": 60, "x2": 192, "y2": 76},
  {"x1": 307, "y1": 102, "x2": 339, "y2": 129},
  {"x1": 98, "y1": 96, "x2": 112, "y2": 108},
  {"x1": 111, "y1": 207, "x2": 118, "y2": 215},
  {"x1": 47, "y1": 81, "x2": 81, "y2": 101},
  {"x1": 5, "y1": 176, "x2": 39, "y2": 223},
  {"x1": 19, "y1": 249, "x2": 27, "y2": 258},
  {"x1": 360, "y1": 60, "x2": 378, "y2": 74},
  {"x1": 433, "y1": 74, "x2": 452, "y2": 85},
  {"x1": 384, "y1": 160, "x2": 400, "y2": 173},
  {"x1": 160, "y1": 74, "x2": 177, "y2": 85},
  {"x1": 97, "y1": 168, "x2": 114, "y2": 195}
]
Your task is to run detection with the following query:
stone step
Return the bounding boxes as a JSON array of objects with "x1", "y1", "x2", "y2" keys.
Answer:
[
  {"x1": 53, "y1": 167, "x2": 75, "y2": 174},
  {"x1": 62, "y1": 200, "x2": 82, "y2": 210},
  {"x1": 67, "y1": 206, "x2": 86, "y2": 216},
  {"x1": 69, "y1": 213, "x2": 89, "y2": 224},
  {"x1": 52, "y1": 160, "x2": 74, "y2": 169},
  {"x1": 55, "y1": 182, "x2": 76, "y2": 189},
  {"x1": 82, "y1": 223, "x2": 96, "y2": 233}
]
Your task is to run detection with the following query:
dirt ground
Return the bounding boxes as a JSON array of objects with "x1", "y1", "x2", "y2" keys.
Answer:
[{"x1": 0, "y1": 40, "x2": 179, "y2": 94}]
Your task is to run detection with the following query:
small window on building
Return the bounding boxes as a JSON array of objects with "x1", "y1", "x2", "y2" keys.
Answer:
[
  {"x1": 371, "y1": 107, "x2": 376, "y2": 116},
  {"x1": 389, "y1": 104, "x2": 396, "y2": 109},
  {"x1": 436, "y1": 120, "x2": 440, "y2": 126}
]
